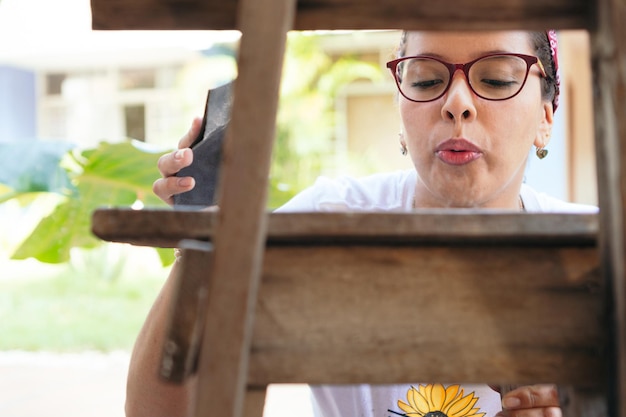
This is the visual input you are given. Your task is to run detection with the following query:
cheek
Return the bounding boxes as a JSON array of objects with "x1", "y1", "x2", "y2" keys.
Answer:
[
  {"x1": 399, "y1": 100, "x2": 436, "y2": 135},
  {"x1": 506, "y1": 107, "x2": 543, "y2": 144},
  {"x1": 484, "y1": 95, "x2": 543, "y2": 142},
  {"x1": 398, "y1": 100, "x2": 413, "y2": 130}
]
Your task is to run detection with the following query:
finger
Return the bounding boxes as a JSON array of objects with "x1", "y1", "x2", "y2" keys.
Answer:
[
  {"x1": 496, "y1": 406, "x2": 562, "y2": 417},
  {"x1": 153, "y1": 176, "x2": 195, "y2": 206},
  {"x1": 178, "y1": 117, "x2": 203, "y2": 149},
  {"x1": 502, "y1": 385, "x2": 560, "y2": 410},
  {"x1": 157, "y1": 148, "x2": 193, "y2": 178}
]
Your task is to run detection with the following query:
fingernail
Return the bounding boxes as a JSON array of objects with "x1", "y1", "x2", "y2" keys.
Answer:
[
  {"x1": 175, "y1": 149, "x2": 185, "y2": 160},
  {"x1": 502, "y1": 396, "x2": 521, "y2": 409},
  {"x1": 177, "y1": 177, "x2": 192, "y2": 187}
]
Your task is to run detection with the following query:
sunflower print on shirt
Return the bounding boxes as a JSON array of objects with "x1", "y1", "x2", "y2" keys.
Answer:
[{"x1": 388, "y1": 383, "x2": 486, "y2": 417}]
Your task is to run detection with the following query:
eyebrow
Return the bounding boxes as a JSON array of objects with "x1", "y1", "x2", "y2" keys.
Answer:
[{"x1": 408, "y1": 49, "x2": 513, "y2": 60}]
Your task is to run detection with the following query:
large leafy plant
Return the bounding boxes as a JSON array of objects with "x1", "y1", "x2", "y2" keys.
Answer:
[{"x1": 1, "y1": 141, "x2": 171, "y2": 264}]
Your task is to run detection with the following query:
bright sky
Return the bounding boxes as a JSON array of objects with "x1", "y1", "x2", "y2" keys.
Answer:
[{"x1": 0, "y1": 0, "x2": 240, "y2": 68}]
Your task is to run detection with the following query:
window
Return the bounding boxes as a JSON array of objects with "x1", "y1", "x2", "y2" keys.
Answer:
[
  {"x1": 124, "y1": 104, "x2": 145, "y2": 141},
  {"x1": 119, "y1": 68, "x2": 156, "y2": 90},
  {"x1": 46, "y1": 73, "x2": 67, "y2": 95}
]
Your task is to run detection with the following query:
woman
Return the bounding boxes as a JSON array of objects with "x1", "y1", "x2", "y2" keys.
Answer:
[{"x1": 130, "y1": 30, "x2": 597, "y2": 417}]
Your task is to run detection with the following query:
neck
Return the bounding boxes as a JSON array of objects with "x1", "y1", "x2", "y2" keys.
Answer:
[{"x1": 412, "y1": 182, "x2": 524, "y2": 211}]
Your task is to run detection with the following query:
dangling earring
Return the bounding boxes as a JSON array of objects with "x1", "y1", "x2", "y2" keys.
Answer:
[
  {"x1": 399, "y1": 132, "x2": 408, "y2": 156},
  {"x1": 536, "y1": 146, "x2": 548, "y2": 159}
]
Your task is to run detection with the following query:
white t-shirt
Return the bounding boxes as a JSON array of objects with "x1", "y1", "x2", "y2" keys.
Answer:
[
  {"x1": 310, "y1": 383, "x2": 501, "y2": 417},
  {"x1": 274, "y1": 170, "x2": 597, "y2": 417},
  {"x1": 276, "y1": 169, "x2": 598, "y2": 214}
]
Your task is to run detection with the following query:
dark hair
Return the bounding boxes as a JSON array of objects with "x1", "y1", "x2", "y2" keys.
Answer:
[
  {"x1": 529, "y1": 31, "x2": 559, "y2": 107},
  {"x1": 396, "y1": 31, "x2": 559, "y2": 107}
]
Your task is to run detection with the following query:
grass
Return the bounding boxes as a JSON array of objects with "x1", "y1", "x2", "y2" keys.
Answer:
[{"x1": 0, "y1": 244, "x2": 169, "y2": 352}]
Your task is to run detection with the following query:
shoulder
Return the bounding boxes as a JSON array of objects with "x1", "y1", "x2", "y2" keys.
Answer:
[
  {"x1": 275, "y1": 170, "x2": 417, "y2": 212},
  {"x1": 520, "y1": 184, "x2": 598, "y2": 213}
]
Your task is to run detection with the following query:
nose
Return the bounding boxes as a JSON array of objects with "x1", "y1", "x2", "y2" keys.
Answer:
[{"x1": 440, "y1": 71, "x2": 477, "y2": 123}]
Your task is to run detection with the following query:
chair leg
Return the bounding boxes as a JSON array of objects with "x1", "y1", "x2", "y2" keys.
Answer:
[
  {"x1": 244, "y1": 387, "x2": 268, "y2": 417},
  {"x1": 559, "y1": 386, "x2": 607, "y2": 417}
]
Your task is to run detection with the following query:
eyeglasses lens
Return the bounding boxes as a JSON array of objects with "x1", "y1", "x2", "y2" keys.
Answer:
[{"x1": 396, "y1": 55, "x2": 530, "y2": 102}]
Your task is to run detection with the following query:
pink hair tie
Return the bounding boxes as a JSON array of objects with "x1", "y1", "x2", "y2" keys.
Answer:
[{"x1": 547, "y1": 30, "x2": 561, "y2": 112}]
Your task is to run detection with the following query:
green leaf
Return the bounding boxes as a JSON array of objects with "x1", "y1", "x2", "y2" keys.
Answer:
[
  {"x1": 76, "y1": 141, "x2": 166, "y2": 200},
  {"x1": 12, "y1": 141, "x2": 169, "y2": 263},
  {"x1": 11, "y1": 196, "x2": 100, "y2": 263},
  {"x1": 156, "y1": 247, "x2": 176, "y2": 266}
]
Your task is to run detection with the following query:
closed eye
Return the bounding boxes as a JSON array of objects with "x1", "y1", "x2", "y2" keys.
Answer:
[
  {"x1": 479, "y1": 79, "x2": 518, "y2": 89},
  {"x1": 411, "y1": 79, "x2": 445, "y2": 89}
]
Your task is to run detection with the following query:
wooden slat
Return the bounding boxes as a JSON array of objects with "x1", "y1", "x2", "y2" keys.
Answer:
[
  {"x1": 591, "y1": 0, "x2": 626, "y2": 415},
  {"x1": 243, "y1": 388, "x2": 266, "y2": 417},
  {"x1": 92, "y1": 208, "x2": 215, "y2": 248},
  {"x1": 159, "y1": 240, "x2": 213, "y2": 383},
  {"x1": 90, "y1": 0, "x2": 596, "y2": 31},
  {"x1": 91, "y1": 208, "x2": 598, "y2": 247},
  {"x1": 190, "y1": 0, "x2": 295, "y2": 416},
  {"x1": 92, "y1": 207, "x2": 603, "y2": 388},
  {"x1": 245, "y1": 244, "x2": 604, "y2": 387},
  {"x1": 294, "y1": 0, "x2": 594, "y2": 31}
]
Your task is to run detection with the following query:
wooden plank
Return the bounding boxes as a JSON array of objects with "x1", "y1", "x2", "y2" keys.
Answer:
[
  {"x1": 590, "y1": 0, "x2": 626, "y2": 415},
  {"x1": 92, "y1": 207, "x2": 603, "y2": 389},
  {"x1": 159, "y1": 240, "x2": 213, "y2": 383},
  {"x1": 90, "y1": 0, "x2": 237, "y2": 30},
  {"x1": 243, "y1": 388, "x2": 267, "y2": 417},
  {"x1": 90, "y1": 0, "x2": 596, "y2": 31},
  {"x1": 190, "y1": 0, "x2": 295, "y2": 416},
  {"x1": 91, "y1": 212, "x2": 606, "y2": 390},
  {"x1": 294, "y1": 0, "x2": 594, "y2": 31},
  {"x1": 91, "y1": 208, "x2": 598, "y2": 247},
  {"x1": 246, "y1": 244, "x2": 604, "y2": 388},
  {"x1": 92, "y1": 207, "x2": 215, "y2": 248}
]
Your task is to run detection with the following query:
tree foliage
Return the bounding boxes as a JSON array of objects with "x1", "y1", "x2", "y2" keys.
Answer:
[{"x1": 269, "y1": 32, "x2": 383, "y2": 207}]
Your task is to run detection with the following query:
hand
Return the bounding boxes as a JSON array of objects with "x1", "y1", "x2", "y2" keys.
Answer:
[
  {"x1": 152, "y1": 117, "x2": 202, "y2": 205},
  {"x1": 496, "y1": 384, "x2": 561, "y2": 417}
]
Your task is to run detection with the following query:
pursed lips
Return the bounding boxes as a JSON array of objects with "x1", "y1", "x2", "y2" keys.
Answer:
[{"x1": 435, "y1": 138, "x2": 483, "y2": 166}]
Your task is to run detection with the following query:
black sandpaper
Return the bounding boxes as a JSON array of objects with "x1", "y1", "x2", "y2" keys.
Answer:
[{"x1": 173, "y1": 81, "x2": 233, "y2": 207}]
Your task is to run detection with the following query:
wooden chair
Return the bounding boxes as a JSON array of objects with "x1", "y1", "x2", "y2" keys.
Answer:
[{"x1": 90, "y1": 0, "x2": 626, "y2": 416}]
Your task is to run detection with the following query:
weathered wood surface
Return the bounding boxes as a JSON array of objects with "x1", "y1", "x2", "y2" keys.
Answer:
[
  {"x1": 243, "y1": 388, "x2": 266, "y2": 417},
  {"x1": 91, "y1": 0, "x2": 595, "y2": 31},
  {"x1": 159, "y1": 240, "x2": 213, "y2": 383},
  {"x1": 244, "y1": 244, "x2": 604, "y2": 387},
  {"x1": 189, "y1": 0, "x2": 295, "y2": 415},
  {"x1": 93, "y1": 207, "x2": 604, "y2": 387},
  {"x1": 591, "y1": 0, "x2": 626, "y2": 415},
  {"x1": 92, "y1": 208, "x2": 598, "y2": 247}
]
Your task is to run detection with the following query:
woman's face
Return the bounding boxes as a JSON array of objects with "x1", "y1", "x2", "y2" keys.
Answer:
[{"x1": 400, "y1": 31, "x2": 554, "y2": 209}]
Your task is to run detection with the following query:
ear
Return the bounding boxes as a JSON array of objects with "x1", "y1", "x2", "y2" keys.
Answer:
[
  {"x1": 399, "y1": 127, "x2": 407, "y2": 147},
  {"x1": 533, "y1": 101, "x2": 554, "y2": 148}
]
